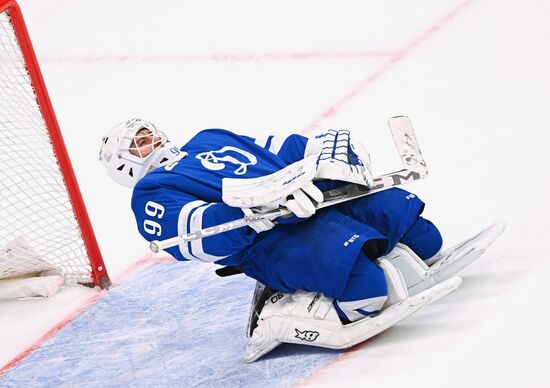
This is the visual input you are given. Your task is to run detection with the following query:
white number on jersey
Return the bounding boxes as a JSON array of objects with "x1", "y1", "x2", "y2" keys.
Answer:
[{"x1": 143, "y1": 201, "x2": 165, "y2": 236}]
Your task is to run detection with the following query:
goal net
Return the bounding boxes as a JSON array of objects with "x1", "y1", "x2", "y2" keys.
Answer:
[{"x1": 0, "y1": 0, "x2": 110, "y2": 296}]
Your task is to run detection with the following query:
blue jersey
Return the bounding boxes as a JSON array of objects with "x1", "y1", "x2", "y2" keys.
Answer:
[{"x1": 131, "y1": 129, "x2": 309, "y2": 264}]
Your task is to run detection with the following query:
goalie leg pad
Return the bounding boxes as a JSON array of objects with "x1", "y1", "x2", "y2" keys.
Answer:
[
  {"x1": 409, "y1": 220, "x2": 507, "y2": 295},
  {"x1": 245, "y1": 277, "x2": 462, "y2": 363},
  {"x1": 385, "y1": 221, "x2": 507, "y2": 296}
]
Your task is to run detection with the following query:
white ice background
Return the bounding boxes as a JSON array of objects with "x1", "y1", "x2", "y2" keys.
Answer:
[{"x1": 1, "y1": 0, "x2": 550, "y2": 386}]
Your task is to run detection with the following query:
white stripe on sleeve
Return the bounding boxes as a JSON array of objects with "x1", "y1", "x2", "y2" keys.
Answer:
[
  {"x1": 177, "y1": 200, "x2": 206, "y2": 261},
  {"x1": 189, "y1": 203, "x2": 228, "y2": 262}
]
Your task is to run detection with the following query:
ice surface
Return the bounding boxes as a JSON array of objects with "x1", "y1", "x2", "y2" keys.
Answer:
[
  {"x1": 1, "y1": 0, "x2": 550, "y2": 386},
  {"x1": 1, "y1": 262, "x2": 342, "y2": 387}
]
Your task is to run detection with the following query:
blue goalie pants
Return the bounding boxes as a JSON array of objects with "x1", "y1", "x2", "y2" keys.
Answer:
[{"x1": 241, "y1": 188, "x2": 442, "y2": 322}]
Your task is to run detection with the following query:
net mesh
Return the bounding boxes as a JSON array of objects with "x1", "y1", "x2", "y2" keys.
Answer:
[{"x1": 0, "y1": 10, "x2": 92, "y2": 284}]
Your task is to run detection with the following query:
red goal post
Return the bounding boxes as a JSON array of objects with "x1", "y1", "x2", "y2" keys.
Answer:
[{"x1": 0, "y1": 0, "x2": 110, "y2": 289}]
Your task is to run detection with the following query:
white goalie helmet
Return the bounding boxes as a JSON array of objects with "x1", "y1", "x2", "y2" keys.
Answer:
[{"x1": 99, "y1": 118, "x2": 184, "y2": 188}]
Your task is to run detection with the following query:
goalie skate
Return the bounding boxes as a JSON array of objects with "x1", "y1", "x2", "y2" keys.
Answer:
[
  {"x1": 245, "y1": 277, "x2": 462, "y2": 363},
  {"x1": 387, "y1": 220, "x2": 507, "y2": 296}
]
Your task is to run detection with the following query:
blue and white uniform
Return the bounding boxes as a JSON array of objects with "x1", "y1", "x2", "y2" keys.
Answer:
[{"x1": 131, "y1": 128, "x2": 442, "y2": 322}]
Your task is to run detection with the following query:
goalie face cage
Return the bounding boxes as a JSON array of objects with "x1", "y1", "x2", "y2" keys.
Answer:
[{"x1": 0, "y1": 0, "x2": 110, "y2": 289}]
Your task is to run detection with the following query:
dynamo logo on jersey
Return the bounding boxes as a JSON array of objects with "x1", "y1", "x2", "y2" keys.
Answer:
[{"x1": 196, "y1": 146, "x2": 258, "y2": 175}]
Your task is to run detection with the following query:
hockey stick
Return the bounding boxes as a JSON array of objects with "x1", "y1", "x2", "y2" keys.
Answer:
[{"x1": 149, "y1": 116, "x2": 427, "y2": 253}]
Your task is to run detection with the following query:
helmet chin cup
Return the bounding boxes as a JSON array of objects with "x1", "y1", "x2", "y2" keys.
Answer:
[
  {"x1": 145, "y1": 142, "x2": 185, "y2": 175},
  {"x1": 99, "y1": 119, "x2": 184, "y2": 188}
]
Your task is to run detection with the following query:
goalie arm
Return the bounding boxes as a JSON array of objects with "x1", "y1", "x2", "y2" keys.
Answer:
[{"x1": 131, "y1": 188, "x2": 259, "y2": 261}]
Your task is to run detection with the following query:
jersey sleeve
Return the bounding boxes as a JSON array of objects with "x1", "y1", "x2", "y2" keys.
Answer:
[
  {"x1": 252, "y1": 133, "x2": 309, "y2": 165},
  {"x1": 131, "y1": 187, "x2": 255, "y2": 263}
]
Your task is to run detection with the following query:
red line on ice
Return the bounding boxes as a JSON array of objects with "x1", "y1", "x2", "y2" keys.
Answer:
[
  {"x1": 0, "y1": 254, "x2": 173, "y2": 376},
  {"x1": 41, "y1": 50, "x2": 396, "y2": 65},
  {"x1": 302, "y1": 0, "x2": 477, "y2": 134},
  {"x1": 0, "y1": 291, "x2": 106, "y2": 376}
]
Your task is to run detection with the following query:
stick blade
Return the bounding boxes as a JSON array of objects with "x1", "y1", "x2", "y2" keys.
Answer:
[{"x1": 388, "y1": 116, "x2": 428, "y2": 178}]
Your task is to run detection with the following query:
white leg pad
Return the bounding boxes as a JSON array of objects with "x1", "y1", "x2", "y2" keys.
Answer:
[
  {"x1": 245, "y1": 277, "x2": 462, "y2": 362},
  {"x1": 388, "y1": 221, "x2": 507, "y2": 295}
]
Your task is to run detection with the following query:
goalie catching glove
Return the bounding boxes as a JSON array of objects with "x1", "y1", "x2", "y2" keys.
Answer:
[{"x1": 306, "y1": 129, "x2": 374, "y2": 188}]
